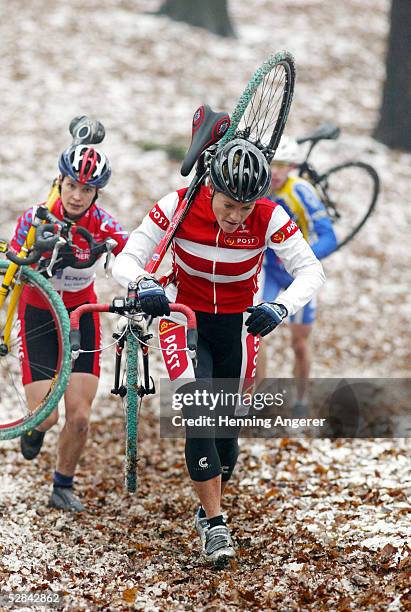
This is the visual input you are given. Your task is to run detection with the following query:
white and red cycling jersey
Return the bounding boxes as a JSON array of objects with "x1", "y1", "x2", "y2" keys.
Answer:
[
  {"x1": 10, "y1": 198, "x2": 128, "y2": 309},
  {"x1": 113, "y1": 184, "x2": 324, "y2": 316}
]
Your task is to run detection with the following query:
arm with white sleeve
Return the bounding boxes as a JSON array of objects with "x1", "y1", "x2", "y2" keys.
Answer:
[
  {"x1": 112, "y1": 192, "x2": 180, "y2": 316},
  {"x1": 112, "y1": 192, "x2": 179, "y2": 288}
]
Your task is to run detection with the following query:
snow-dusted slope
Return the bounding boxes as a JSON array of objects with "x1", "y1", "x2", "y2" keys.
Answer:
[{"x1": 0, "y1": 1, "x2": 409, "y2": 608}]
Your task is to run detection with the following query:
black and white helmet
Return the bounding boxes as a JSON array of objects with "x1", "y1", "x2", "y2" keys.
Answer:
[{"x1": 210, "y1": 139, "x2": 271, "y2": 203}]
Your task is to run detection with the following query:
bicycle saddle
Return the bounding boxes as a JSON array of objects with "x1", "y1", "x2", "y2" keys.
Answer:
[
  {"x1": 69, "y1": 116, "x2": 106, "y2": 145},
  {"x1": 181, "y1": 104, "x2": 230, "y2": 177},
  {"x1": 297, "y1": 122, "x2": 340, "y2": 145}
]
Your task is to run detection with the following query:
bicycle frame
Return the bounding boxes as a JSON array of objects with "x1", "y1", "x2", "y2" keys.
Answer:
[
  {"x1": 295, "y1": 124, "x2": 379, "y2": 251},
  {"x1": 144, "y1": 166, "x2": 207, "y2": 276},
  {"x1": 145, "y1": 104, "x2": 230, "y2": 276}
]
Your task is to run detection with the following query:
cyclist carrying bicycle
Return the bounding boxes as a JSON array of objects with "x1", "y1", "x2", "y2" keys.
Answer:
[
  {"x1": 256, "y1": 136, "x2": 337, "y2": 415},
  {"x1": 113, "y1": 138, "x2": 325, "y2": 566},
  {"x1": 10, "y1": 144, "x2": 128, "y2": 512}
]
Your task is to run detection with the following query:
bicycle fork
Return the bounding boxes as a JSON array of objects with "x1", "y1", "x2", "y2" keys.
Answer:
[
  {"x1": 140, "y1": 341, "x2": 155, "y2": 397},
  {"x1": 111, "y1": 331, "x2": 127, "y2": 397},
  {"x1": 110, "y1": 326, "x2": 155, "y2": 398}
]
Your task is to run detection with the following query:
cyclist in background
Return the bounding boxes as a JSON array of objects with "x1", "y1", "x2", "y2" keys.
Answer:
[
  {"x1": 256, "y1": 136, "x2": 337, "y2": 415},
  {"x1": 11, "y1": 144, "x2": 128, "y2": 512},
  {"x1": 113, "y1": 138, "x2": 325, "y2": 567}
]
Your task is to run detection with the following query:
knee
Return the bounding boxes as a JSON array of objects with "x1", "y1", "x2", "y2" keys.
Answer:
[
  {"x1": 185, "y1": 438, "x2": 221, "y2": 481},
  {"x1": 292, "y1": 337, "x2": 308, "y2": 360},
  {"x1": 65, "y1": 409, "x2": 90, "y2": 434}
]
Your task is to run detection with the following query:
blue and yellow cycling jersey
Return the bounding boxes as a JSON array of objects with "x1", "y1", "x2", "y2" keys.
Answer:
[{"x1": 263, "y1": 174, "x2": 337, "y2": 293}]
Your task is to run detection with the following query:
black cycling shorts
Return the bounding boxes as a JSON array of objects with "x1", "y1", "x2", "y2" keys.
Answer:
[
  {"x1": 183, "y1": 311, "x2": 253, "y2": 482},
  {"x1": 18, "y1": 302, "x2": 101, "y2": 384}
]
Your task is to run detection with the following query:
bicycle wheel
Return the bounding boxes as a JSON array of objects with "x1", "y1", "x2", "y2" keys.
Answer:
[
  {"x1": 0, "y1": 260, "x2": 71, "y2": 440},
  {"x1": 315, "y1": 161, "x2": 380, "y2": 251},
  {"x1": 219, "y1": 50, "x2": 295, "y2": 161},
  {"x1": 124, "y1": 327, "x2": 139, "y2": 493}
]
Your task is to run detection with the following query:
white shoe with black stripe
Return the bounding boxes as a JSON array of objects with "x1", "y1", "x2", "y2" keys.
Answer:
[{"x1": 202, "y1": 523, "x2": 235, "y2": 568}]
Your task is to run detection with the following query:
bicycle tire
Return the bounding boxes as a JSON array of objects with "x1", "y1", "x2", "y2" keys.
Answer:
[
  {"x1": 219, "y1": 50, "x2": 295, "y2": 162},
  {"x1": 315, "y1": 161, "x2": 380, "y2": 252},
  {"x1": 124, "y1": 329, "x2": 138, "y2": 493},
  {"x1": 0, "y1": 261, "x2": 71, "y2": 440}
]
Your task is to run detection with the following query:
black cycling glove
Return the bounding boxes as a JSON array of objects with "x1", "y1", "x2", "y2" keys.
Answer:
[
  {"x1": 245, "y1": 302, "x2": 288, "y2": 337},
  {"x1": 137, "y1": 277, "x2": 170, "y2": 317}
]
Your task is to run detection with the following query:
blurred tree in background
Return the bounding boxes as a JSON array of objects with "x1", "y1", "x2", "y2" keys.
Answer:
[
  {"x1": 373, "y1": 0, "x2": 411, "y2": 151},
  {"x1": 158, "y1": 0, "x2": 236, "y2": 38}
]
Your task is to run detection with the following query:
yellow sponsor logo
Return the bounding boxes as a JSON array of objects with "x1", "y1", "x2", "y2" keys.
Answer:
[
  {"x1": 271, "y1": 230, "x2": 285, "y2": 243},
  {"x1": 159, "y1": 319, "x2": 182, "y2": 335}
]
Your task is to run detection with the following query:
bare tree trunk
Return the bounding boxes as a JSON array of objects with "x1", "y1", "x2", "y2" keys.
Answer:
[
  {"x1": 373, "y1": 0, "x2": 411, "y2": 151},
  {"x1": 158, "y1": 0, "x2": 236, "y2": 38}
]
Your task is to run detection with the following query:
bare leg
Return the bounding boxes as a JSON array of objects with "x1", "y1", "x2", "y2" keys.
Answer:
[
  {"x1": 56, "y1": 373, "x2": 98, "y2": 476},
  {"x1": 191, "y1": 475, "x2": 222, "y2": 518},
  {"x1": 290, "y1": 323, "x2": 312, "y2": 402},
  {"x1": 24, "y1": 380, "x2": 59, "y2": 431},
  {"x1": 221, "y1": 480, "x2": 229, "y2": 495},
  {"x1": 254, "y1": 341, "x2": 267, "y2": 389},
  {"x1": 191, "y1": 476, "x2": 231, "y2": 519}
]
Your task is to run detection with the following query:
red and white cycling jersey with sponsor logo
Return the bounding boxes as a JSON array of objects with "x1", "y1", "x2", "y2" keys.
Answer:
[
  {"x1": 113, "y1": 184, "x2": 324, "y2": 316},
  {"x1": 10, "y1": 198, "x2": 128, "y2": 308}
]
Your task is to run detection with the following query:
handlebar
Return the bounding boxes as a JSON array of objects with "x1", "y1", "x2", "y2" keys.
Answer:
[
  {"x1": 68, "y1": 226, "x2": 112, "y2": 269},
  {"x1": 6, "y1": 205, "x2": 116, "y2": 269},
  {"x1": 167, "y1": 303, "x2": 198, "y2": 352},
  {"x1": 69, "y1": 301, "x2": 197, "y2": 359},
  {"x1": 70, "y1": 303, "x2": 111, "y2": 354}
]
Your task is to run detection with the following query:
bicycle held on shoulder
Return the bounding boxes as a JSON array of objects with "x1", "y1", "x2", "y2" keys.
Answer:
[
  {"x1": 296, "y1": 122, "x2": 380, "y2": 251},
  {"x1": 145, "y1": 50, "x2": 296, "y2": 275},
  {"x1": 68, "y1": 50, "x2": 297, "y2": 493},
  {"x1": 0, "y1": 48, "x2": 296, "y2": 474}
]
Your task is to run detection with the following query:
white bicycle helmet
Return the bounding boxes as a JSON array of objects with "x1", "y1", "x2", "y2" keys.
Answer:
[{"x1": 273, "y1": 136, "x2": 300, "y2": 164}]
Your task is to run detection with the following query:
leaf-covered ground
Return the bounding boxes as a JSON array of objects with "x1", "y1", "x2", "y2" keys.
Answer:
[
  {"x1": 1, "y1": 410, "x2": 410, "y2": 610},
  {"x1": 0, "y1": 0, "x2": 410, "y2": 609}
]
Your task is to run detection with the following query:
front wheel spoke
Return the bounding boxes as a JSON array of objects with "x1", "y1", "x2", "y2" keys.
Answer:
[
  {"x1": 3, "y1": 356, "x2": 27, "y2": 417},
  {"x1": 243, "y1": 66, "x2": 286, "y2": 148},
  {"x1": 8, "y1": 321, "x2": 56, "y2": 348},
  {"x1": 5, "y1": 350, "x2": 57, "y2": 378},
  {"x1": 256, "y1": 68, "x2": 283, "y2": 140}
]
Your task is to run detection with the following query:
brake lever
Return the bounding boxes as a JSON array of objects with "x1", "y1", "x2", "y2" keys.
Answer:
[
  {"x1": 187, "y1": 348, "x2": 197, "y2": 369},
  {"x1": 104, "y1": 238, "x2": 118, "y2": 278},
  {"x1": 46, "y1": 236, "x2": 67, "y2": 277}
]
